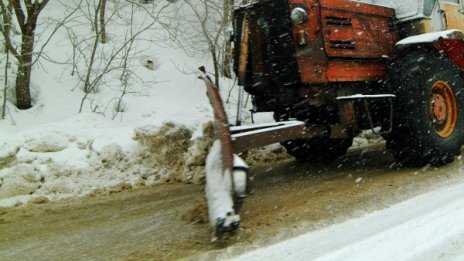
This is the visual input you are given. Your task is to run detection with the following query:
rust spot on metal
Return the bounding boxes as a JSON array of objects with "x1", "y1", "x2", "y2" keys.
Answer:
[
  {"x1": 198, "y1": 67, "x2": 234, "y2": 173},
  {"x1": 238, "y1": 16, "x2": 250, "y2": 86}
]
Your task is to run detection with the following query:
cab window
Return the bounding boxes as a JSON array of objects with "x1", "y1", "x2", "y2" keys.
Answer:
[{"x1": 424, "y1": 0, "x2": 437, "y2": 16}]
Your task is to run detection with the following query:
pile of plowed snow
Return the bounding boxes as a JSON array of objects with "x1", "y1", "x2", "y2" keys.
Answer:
[{"x1": 0, "y1": 120, "x2": 213, "y2": 207}]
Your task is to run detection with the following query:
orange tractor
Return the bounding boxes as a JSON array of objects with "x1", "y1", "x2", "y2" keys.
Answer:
[{"x1": 199, "y1": 0, "x2": 464, "y2": 237}]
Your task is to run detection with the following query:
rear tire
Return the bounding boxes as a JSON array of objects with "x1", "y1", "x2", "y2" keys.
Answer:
[{"x1": 386, "y1": 50, "x2": 464, "y2": 166}]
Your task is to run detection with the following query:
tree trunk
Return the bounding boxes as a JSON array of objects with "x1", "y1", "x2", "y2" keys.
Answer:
[
  {"x1": 221, "y1": 0, "x2": 234, "y2": 78},
  {"x1": 15, "y1": 61, "x2": 32, "y2": 109},
  {"x1": 2, "y1": 44, "x2": 9, "y2": 119},
  {"x1": 15, "y1": 31, "x2": 35, "y2": 109},
  {"x1": 100, "y1": 0, "x2": 107, "y2": 43},
  {"x1": 2, "y1": 4, "x2": 12, "y2": 53},
  {"x1": 4, "y1": 0, "x2": 50, "y2": 110},
  {"x1": 222, "y1": 41, "x2": 232, "y2": 78},
  {"x1": 211, "y1": 47, "x2": 220, "y2": 88}
]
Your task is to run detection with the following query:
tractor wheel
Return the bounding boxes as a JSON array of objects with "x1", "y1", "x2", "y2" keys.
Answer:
[
  {"x1": 281, "y1": 138, "x2": 353, "y2": 162},
  {"x1": 386, "y1": 50, "x2": 464, "y2": 166}
]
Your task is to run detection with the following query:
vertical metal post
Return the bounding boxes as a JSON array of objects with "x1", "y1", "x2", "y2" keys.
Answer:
[{"x1": 236, "y1": 86, "x2": 244, "y2": 126}]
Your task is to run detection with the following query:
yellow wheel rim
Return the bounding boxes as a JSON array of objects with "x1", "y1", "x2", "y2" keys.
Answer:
[{"x1": 429, "y1": 81, "x2": 458, "y2": 138}]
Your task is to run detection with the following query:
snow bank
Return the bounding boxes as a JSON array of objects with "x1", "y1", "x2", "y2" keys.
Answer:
[
  {"x1": 0, "y1": 114, "x2": 378, "y2": 208},
  {"x1": 0, "y1": 120, "x2": 216, "y2": 207}
]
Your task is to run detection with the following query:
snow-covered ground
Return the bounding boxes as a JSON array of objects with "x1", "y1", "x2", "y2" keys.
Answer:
[
  {"x1": 226, "y1": 176, "x2": 464, "y2": 261},
  {"x1": 0, "y1": 0, "x2": 251, "y2": 207}
]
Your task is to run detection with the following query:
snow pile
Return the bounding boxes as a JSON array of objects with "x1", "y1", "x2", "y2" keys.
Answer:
[
  {"x1": 184, "y1": 121, "x2": 216, "y2": 184},
  {"x1": 133, "y1": 121, "x2": 215, "y2": 184},
  {"x1": 133, "y1": 122, "x2": 193, "y2": 177},
  {"x1": 0, "y1": 127, "x2": 103, "y2": 205},
  {"x1": 352, "y1": 129, "x2": 383, "y2": 147},
  {"x1": 0, "y1": 120, "x2": 217, "y2": 207}
]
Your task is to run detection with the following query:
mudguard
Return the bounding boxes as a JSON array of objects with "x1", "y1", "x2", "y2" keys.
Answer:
[{"x1": 396, "y1": 29, "x2": 464, "y2": 70}]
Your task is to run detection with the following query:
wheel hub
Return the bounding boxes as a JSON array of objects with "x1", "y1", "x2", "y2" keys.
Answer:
[
  {"x1": 429, "y1": 81, "x2": 458, "y2": 138},
  {"x1": 431, "y1": 93, "x2": 447, "y2": 123}
]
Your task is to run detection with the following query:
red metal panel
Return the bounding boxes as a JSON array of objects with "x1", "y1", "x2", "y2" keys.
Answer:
[
  {"x1": 319, "y1": 0, "x2": 395, "y2": 17},
  {"x1": 327, "y1": 61, "x2": 388, "y2": 82},
  {"x1": 289, "y1": 0, "x2": 397, "y2": 84},
  {"x1": 437, "y1": 38, "x2": 464, "y2": 70},
  {"x1": 320, "y1": 2, "x2": 398, "y2": 59},
  {"x1": 289, "y1": 0, "x2": 329, "y2": 84}
]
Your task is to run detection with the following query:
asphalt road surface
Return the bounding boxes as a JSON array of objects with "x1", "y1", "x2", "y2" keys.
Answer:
[{"x1": 1, "y1": 143, "x2": 463, "y2": 260}]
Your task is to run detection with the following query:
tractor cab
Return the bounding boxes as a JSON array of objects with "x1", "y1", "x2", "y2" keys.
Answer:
[
  {"x1": 435, "y1": 0, "x2": 464, "y2": 31},
  {"x1": 357, "y1": 0, "x2": 464, "y2": 37}
]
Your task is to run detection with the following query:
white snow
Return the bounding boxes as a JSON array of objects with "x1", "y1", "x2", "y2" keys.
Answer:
[
  {"x1": 0, "y1": 0, "x2": 242, "y2": 207},
  {"x1": 205, "y1": 140, "x2": 239, "y2": 231},
  {"x1": 231, "y1": 121, "x2": 304, "y2": 139},
  {"x1": 336, "y1": 94, "x2": 395, "y2": 101},
  {"x1": 227, "y1": 176, "x2": 464, "y2": 261},
  {"x1": 396, "y1": 29, "x2": 464, "y2": 46},
  {"x1": 232, "y1": 155, "x2": 249, "y2": 198}
]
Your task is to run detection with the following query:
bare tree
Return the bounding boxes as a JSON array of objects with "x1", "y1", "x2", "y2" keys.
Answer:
[
  {"x1": 221, "y1": 0, "x2": 234, "y2": 78},
  {"x1": 181, "y1": 0, "x2": 233, "y2": 88},
  {"x1": 0, "y1": 1, "x2": 12, "y2": 53},
  {"x1": 81, "y1": 0, "x2": 106, "y2": 93},
  {"x1": 2, "y1": 43, "x2": 9, "y2": 119},
  {"x1": 69, "y1": 0, "x2": 170, "y2": 114},
  {"x1": 0, "y1": 0, "x2": 79, "y2": 110},
  {"x1": 99, "y1": 0, "x2": 107, "y2": 43},
  {"x1": 112, "y1": 2, "x2": 137, "y2": 120},
  {"x1": 0, "y1": 0, "x2": 50, "y2": 109},
  {"x1": 0, "y1": 1, "x2": 12, "y2": 118}
]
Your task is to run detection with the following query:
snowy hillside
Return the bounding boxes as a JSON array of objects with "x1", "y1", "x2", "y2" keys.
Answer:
[{"x1": 0, "y1": 0, "x2": 247, "y2": 207}]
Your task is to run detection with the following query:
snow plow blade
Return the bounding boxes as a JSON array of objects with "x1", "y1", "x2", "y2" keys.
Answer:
[{"x1": 198, "y1": 67, "x2": 325, "y2": 239}]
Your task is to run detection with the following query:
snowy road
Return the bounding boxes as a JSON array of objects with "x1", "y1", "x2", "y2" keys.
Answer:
[
  {"x1": 2, "y1": 144, "x2": 464, "y2": 260},
  {"x1": 230, "y1": 177, "x2": 464, "y2": 261}
]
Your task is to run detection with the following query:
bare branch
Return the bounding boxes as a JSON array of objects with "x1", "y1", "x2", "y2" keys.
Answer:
[
  {"x1": 31, "y1": 0, "x2": 82, "y2": 66},
  {"x1": 38, "y1": 0, "x2": 49, "y2": 11},
  {"x1": 11, "y1": 0, "x2": 26, "y2": 31},
  {"x1": 0, "y1": 3, "x2": 20, "y2": 59}
]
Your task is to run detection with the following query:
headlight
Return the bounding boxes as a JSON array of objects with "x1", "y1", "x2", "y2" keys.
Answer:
[{"x1": 290, "y1": 7, "x2": 307, "y2": 25}]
